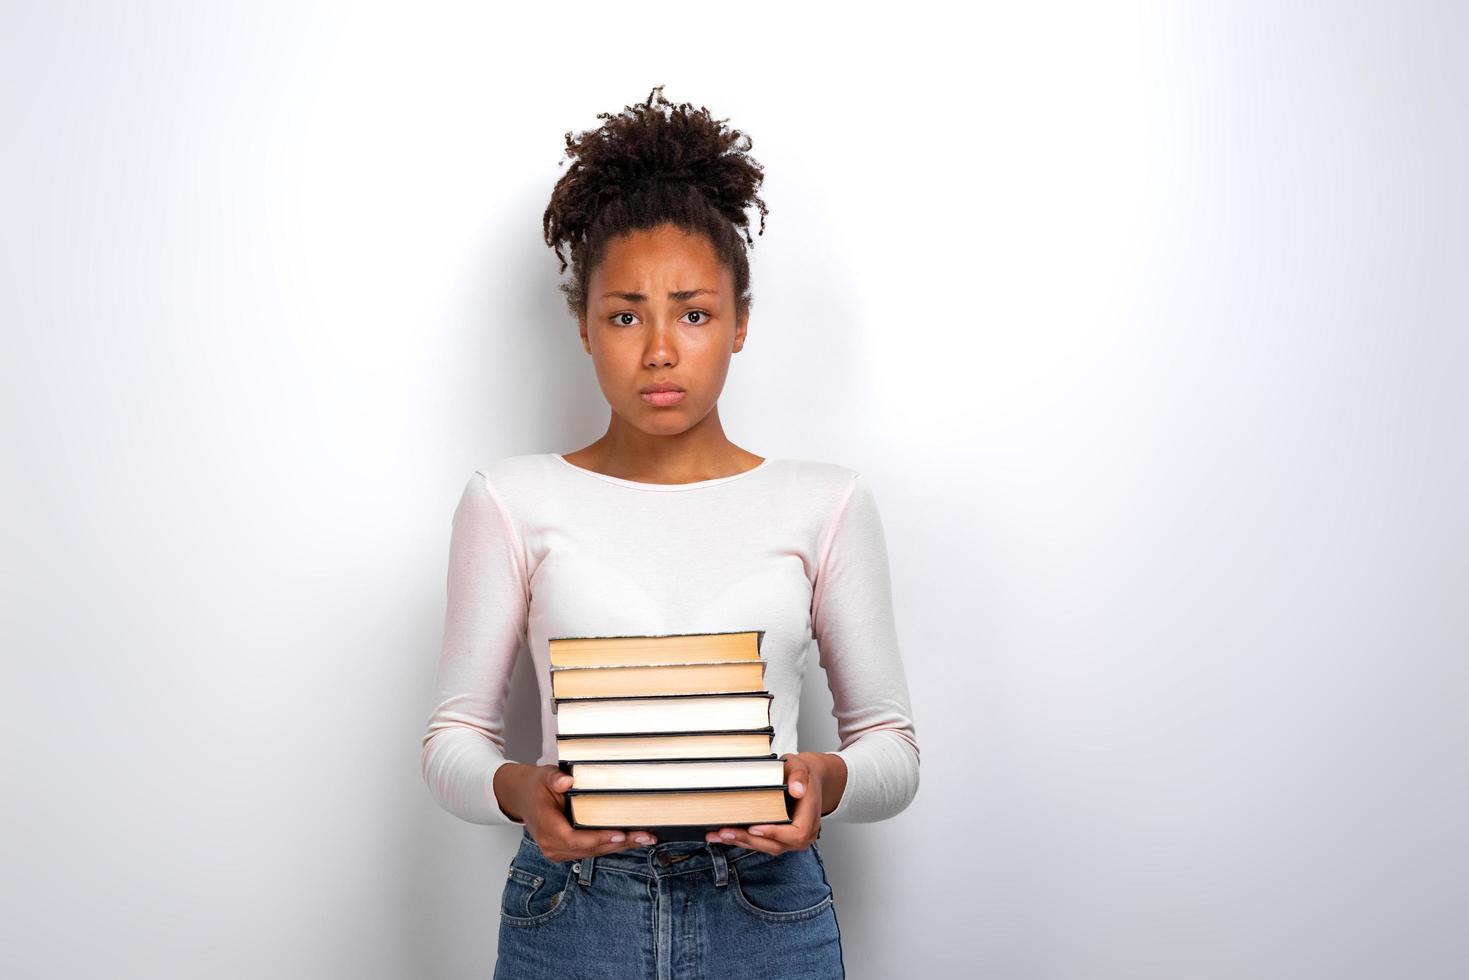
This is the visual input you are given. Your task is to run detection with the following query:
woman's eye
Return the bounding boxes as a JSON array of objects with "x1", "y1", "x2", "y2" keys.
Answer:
[{"x1": 608, "y1": 311, "x2": 711, "y2": 326}]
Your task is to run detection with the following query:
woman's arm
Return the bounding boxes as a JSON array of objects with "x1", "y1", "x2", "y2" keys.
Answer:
[
  {"x1": 810, "y1": 472, "x2": 921, "y2": 823},
  {"x1": 420, "y1": 470, "x2": 528, "y2": 826}
]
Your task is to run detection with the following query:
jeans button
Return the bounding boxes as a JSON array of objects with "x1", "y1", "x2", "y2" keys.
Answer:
[{"x1": 571, "y1": 862, "x2": 581, "y2": 873}]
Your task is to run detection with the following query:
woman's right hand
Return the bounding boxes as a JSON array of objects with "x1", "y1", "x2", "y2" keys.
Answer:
[{"x1": 494, "y1": 762, "x2": 658, "y2": 862}]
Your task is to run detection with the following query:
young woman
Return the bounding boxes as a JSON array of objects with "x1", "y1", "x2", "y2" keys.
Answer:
[{"x1": 421, "y1": 85, "x2": 920, "y2": 980}]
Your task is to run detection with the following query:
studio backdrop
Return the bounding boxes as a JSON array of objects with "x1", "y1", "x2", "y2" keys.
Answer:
[{"x1": 3, "y1": 2, "x2": 1465, "y2": 978}]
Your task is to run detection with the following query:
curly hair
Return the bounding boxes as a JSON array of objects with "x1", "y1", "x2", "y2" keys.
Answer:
[{"x1": 543, "y1": 84, "x2": 769, "y2": 323}]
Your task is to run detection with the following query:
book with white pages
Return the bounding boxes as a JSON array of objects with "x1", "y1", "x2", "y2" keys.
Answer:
[
  {"x1": 552, "y1": 691, "x2": 774, "y2": 733},
  {"x1": 556, "y1": 755, "x2": 785, "y2": 791}
]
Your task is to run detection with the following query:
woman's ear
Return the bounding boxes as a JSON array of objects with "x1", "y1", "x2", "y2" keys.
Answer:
[{"x1": 733, "y1": 308, "x2": 749, "y2": 353}]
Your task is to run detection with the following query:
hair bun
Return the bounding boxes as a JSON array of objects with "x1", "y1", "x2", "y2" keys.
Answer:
[
  {"x1": 545, "y1": 84, "x2": 767, "y2": 268},
  {"x1": 543, "y1": 85, "x2": 769, "y2": 321}
]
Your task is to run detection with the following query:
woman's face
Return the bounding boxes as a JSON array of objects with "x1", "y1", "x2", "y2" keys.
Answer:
[{"x1": 580, "y1": 223, "x2": 747, "y2": 438}]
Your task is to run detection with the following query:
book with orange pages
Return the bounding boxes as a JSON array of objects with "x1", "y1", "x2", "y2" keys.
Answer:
[
  {"x1": 548, "y1": 630, "x2": 764, "y2": 668},
  {"x1": 563, "y1": 784, "x2": 793, "y2": 838},
  {"x1": 549, "y1": 659, "x2": 767, "y2": 700}
]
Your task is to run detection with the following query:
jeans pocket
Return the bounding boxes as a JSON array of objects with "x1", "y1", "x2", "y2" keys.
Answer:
[
  {"x1": 500, "y1": 862, "x2": 575, "y2": 927},
  {"x1": 729, "y1": 850, "x2": 835, "y2": 923}
]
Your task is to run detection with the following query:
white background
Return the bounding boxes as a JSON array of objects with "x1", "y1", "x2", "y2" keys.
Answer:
[{"x1": 3, "y1": 2, "x2": 1466, "y2": 978}]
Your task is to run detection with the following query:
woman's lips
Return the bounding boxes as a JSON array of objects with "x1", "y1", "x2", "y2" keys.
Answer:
[{"x1": 640, "y1": 390, "x2": 686, "y2": 407}]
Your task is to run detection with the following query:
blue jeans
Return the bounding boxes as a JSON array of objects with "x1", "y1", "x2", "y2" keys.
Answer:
[{"x1": 494, "y1": 825, "x2": 845, "y2": 979}]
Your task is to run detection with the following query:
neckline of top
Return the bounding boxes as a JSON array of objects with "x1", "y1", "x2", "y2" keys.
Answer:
[{"x1": 551, "y1": 453, "x2": 775, "y2": 491}]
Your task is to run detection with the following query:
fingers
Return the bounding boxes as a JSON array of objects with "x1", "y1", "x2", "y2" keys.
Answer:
[
  {"x1": 546, "y1": 768, "x2": 574, "y2": 795},
  {"x1": 552, "y1": 824, "x2": 661, "y2": 858},
  {"x1": 537, "y1": 768, "x2": 660, "y2": 858},
  {"x1": 544, "y1": 826, "x2": 661, "y2": 861},
  {"x1": 785, "y1": 763, "x2": 821, "y2": 830},
  {"x1": 705, "y1": 754, "x2": 819, "y2": 853},
  {"x1": 783, "y1": 753, "x2": 811, "y2": 798},
  {"x1": 571, "y1": 829, "x2": 634, "y2": 856},
  {"x1": 539, "y1": 829, "x2": 631, "y2": 862},
  {"x1": 708, "y1": 824, "x2": 794, "y2": 854},
  {"x1": 592, "y1": 829, "x2": 657, "y2": 855}
]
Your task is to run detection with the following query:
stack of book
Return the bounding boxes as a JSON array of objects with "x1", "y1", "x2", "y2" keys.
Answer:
[{"x1": 552, "y1": 630, "x2": 793, "y2": 840}]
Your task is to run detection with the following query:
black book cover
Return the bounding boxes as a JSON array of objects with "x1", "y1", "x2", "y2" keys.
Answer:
[
  {"x1": 555, "y1": 725, "x2": 776, "y2": 742},
  {"x1": 557, "y1": 753, "x2": 781, "y2": 774}
]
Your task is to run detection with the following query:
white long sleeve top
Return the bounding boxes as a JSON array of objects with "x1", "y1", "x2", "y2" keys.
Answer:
[{"x1": 420, "y1": 453, "x2": 920, "y2": 826}]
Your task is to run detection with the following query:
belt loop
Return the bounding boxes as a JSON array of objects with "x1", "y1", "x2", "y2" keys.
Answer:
[
  {"x1": 708, "y1": 844, "x2": 729, "y2": 887},
  {"x1": 575, "y1": 854, "x2": 595, "y2": 887}
]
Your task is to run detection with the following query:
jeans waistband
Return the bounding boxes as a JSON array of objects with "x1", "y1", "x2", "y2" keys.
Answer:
[{"x1": 519, "y1": 824, "x2": 761, "y2": 884}]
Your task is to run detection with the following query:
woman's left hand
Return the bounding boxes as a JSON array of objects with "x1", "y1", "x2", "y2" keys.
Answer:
[{"x1": 705, "y1": 751, "x2": 839, "y2": 854}]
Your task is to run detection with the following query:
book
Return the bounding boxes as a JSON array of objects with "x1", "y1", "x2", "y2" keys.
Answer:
[
  {"x1": 549, "y1": 659, "x2": 767, "y2": 699},
  {"x1": 556, "y1": 728, "x2": 776, "y2": 761},
  {"x1": 549, "y1": 630, "x2": 791, "y2": 838},
  {"x1": 557, "y1": 756, "x2": 785, "y2": 791},
  {"x1": 549, "y1": 630, "x2": 764, "y2": 668},
  {"x1": 552, "y1": 691, "x2": 774, "y2": 734},
  {"x1": 564, "y1": 784, "x2": 793, "y2": 830}
]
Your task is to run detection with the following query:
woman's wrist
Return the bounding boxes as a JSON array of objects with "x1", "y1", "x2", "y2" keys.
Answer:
[
  {"x1": 491, "y1": 761, "x2": 531, "y2": 823},
  {"x1": 809, "y1": 751, "x2": 848, "y2": 817}
]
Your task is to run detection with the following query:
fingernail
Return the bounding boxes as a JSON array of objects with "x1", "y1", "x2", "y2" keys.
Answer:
[
  {"x1": 791, "y1": 781, "x2": 804, "y2": 793},
  {"x1": 636, "y1": 835, "x2": 653, "y2": 845},
  {"x1": 720, "y1": 830, "x2": 735, "y2": 840},
  {"x1": 749, "y1": 828, "x2": 765, "y2": 836},
  {"x1": 610, "y1": 833, "x2": 625, "y2": 842}
]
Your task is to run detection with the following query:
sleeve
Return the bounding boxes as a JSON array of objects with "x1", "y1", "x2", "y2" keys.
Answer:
[
  {"x1": 810, "y1": 472, "x2": 921, "y2": 823},
  {"x1": 420, "y1": 470, "x2": 529, "y2": 826}
]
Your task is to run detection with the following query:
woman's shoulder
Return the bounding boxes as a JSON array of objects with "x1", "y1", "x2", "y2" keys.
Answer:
[
  {"x1": 769, "y1": 456, "x2": 862, "y2": 492},
  {"x1": 755, "y1": 458, "x2": 872, "y2": 530},
  {"x1": 471, "y1": 452, "x2": 558, "y2": 489},
  {"x1": 465, "y1": 453, "x2": 575, "y2": 511}
]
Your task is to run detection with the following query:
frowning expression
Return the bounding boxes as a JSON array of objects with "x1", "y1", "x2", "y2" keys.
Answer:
[{"x1": 579, "y1": 223, "x2": 748, "y2": 435}]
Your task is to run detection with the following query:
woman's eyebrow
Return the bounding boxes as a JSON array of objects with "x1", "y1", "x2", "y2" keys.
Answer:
[{"x1": 602, "y1": 288, "x2": 719, "y2": 302}]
